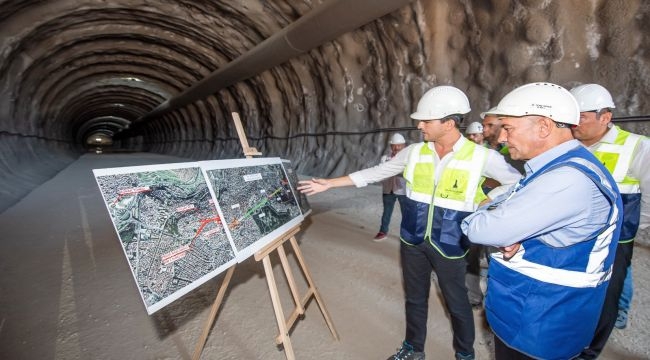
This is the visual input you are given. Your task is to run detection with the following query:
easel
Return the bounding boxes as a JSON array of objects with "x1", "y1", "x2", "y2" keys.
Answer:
[{"x1": 192, "y1": 112, "x2": 338, "y2": 360}]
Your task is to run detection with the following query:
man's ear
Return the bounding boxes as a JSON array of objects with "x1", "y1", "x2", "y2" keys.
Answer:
[
  {"x1": 538, "y1": 117, "x2": 553, "y2": 138},
  {"x1": 599, "y1": 111, "x2": 613, "y2": 127}
]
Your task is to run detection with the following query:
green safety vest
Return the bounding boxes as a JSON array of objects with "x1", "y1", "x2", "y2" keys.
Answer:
[
  {"x1": 403, "y1": 140, "x2": 488, "y2": 211},
  {"x1": 593, "y1": 126, "x2": 643, "y2": 194}
]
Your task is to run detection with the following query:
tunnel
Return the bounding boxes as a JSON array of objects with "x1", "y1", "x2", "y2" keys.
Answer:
[
  {"x1": 1, "y1": 1, "x2": 650, "y2": 358},
  {"x1": 2, "y1": 0, "x2": 650, "y2": 213}
]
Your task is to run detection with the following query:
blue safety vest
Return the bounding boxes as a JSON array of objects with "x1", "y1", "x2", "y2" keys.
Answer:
[
  {"x1": 486, "y1": 146, "x2": 622, "y2": 360},
  {"x1": 400, "y1": 140, "x2": 488, "y2": 258}
]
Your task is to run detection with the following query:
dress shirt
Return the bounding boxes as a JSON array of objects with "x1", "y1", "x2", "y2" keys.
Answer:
[
  {"x1": 349, "y1": 136, "x2": 522, "y2": 199},
  {"x1": 461, "y1": 140, "x2": 611, "y2": 247},
  {"x1": 587, "y1": 126, "x2": 650, "y2": 229}
]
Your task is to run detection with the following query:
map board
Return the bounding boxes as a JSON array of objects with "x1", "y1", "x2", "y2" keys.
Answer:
[
  {"x1": 201, "y1": 158, "x2": 304, "y2": 261},
  {"x1": 282, "y1": 159, "x2": 311, "y2": 216},
  {"x1": 93, "y1": 162, "x2": 237, "y2": 314}
]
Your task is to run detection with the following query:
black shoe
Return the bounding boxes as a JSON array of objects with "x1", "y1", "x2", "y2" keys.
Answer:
[{"x1": 386, "y1": 341, "x2": 425, "y2": 360}]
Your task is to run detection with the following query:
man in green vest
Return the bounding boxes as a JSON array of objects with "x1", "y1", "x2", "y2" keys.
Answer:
[
  {"x1": 570, "y1": 83, "x2": 650, "y2": 359},
  {"x1": 481, "y1": 108, "x2": 526, "y2": 174},
  {"x1": 298, "y1": 85, "x2": 521, "y2": 360}
]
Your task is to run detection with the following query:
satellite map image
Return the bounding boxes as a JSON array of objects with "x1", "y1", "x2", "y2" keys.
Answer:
[
  {"x1": 282, "y1": 159, "x2": 311, "y2": 216},
  {"x1": 202, "y1": 158, "x2": 303, "y2": 260},
  {"x1": 93, "y1": 163, "x2": 237, "y2": 314}
]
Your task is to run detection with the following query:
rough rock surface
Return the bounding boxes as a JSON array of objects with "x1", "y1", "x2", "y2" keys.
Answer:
[{"x1": 1, "y1": 0, "x2": 650, "y2": 210}]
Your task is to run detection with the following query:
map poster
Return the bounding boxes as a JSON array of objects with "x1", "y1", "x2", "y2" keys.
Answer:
[
  {"x1": 93, "y1": 162, "x2": 237, "y2": 314},
  {"x1": 201, "y1": 158, "x2": 304, "y2": 262},
  {"x1": 281, "y1": 159, "x2": 311, "y2": 216}
]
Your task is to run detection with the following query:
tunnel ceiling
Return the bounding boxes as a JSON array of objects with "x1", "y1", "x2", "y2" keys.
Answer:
[
  {"x1": 1, "y1": 0, "x2": 650, "y2": 174},
  {"x1": 1, "y1": 0, "x2": 317, "y2": 146}
]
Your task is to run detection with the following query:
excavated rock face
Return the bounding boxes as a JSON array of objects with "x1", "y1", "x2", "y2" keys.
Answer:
[{"x1": 1, "y1": 0, "x2": 649, "y2": 211}]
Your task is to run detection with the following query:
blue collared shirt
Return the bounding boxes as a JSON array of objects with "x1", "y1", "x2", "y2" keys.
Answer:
[{"x1": 461, "y1": 140, "x2": 611, "y2": 247}]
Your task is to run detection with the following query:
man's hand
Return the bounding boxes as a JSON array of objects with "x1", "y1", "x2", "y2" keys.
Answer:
[
  {"x1": 297, "y1": 178, "x2": 330, "y2": 196},
  {"x1": 499, "y1": 243, "x2": 521, "y2": 261}
]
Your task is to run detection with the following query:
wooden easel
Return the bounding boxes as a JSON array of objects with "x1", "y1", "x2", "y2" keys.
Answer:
[{"x1": 192, "y1": 112, "x2": 338, "y2": 360}]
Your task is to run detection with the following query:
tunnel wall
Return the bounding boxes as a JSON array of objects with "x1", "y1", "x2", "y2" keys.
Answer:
[
  {"x1": 1, "y1": 0, "x2": 650, "y2": 213},
  {"x1": 0, "y1": 134, "x2": 77, "y2": 213},
  {"x1": 140, "y1": 0, "x2": 650, "y2": 178}
]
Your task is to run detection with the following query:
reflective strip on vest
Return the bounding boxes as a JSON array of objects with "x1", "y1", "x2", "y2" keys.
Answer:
[
  {"x1": 491, "y1": 210, "x2": 617, "y2": 288},
  {"x1": 491, "y1": 155, "x2": 620, "y2": 288},
  {"x1": 403, "y1": 141, "x2": 487, "y2": 212},
  {"x1": 593, "y1": 127, "x2": 643, "y2": 194}
]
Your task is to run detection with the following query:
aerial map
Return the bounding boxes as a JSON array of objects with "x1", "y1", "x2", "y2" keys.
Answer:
[
  {"x1": 282, "y1": 159, "x2": 311, "y2": 216},
  {"x1": 93, "y1": 163, "x2": 237, "y2": 314},
  {"x1": 201, "y1": 158, "x2": 303, "y2": 261}
]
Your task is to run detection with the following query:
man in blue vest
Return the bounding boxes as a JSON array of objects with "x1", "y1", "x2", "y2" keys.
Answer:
[
  {"x1": 298, "y1": 85, "x2": 521, "y2": 360},
  {"x1": 569, "y1": 83, "x2": 650, "y2": 358},
  {"x1": 462, "y1": 82, "x2": 623, "y2": 360}
]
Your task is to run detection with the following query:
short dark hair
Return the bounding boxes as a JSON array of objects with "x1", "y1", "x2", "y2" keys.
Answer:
[{"x1": 442, "y1": 114, "x2": 464, "y2": 128}]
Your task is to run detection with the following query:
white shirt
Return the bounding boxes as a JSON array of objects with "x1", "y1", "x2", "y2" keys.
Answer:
[
  {"x1": 349, "y1": 136, "x2": 522, "y2": 199},
  {"x1": 587, "y1": 126, "x2": 650, "y2": 229}
]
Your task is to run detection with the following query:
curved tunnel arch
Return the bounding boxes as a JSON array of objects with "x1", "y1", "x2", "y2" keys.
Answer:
[{"x1": 1, "y1": 0, "x2": 650, "y2": 214}]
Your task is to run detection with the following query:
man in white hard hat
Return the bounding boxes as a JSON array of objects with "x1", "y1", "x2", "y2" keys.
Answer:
[
  {"x1": 481, "y1": 107, "x2": 526, "y2": 174},
  {"x1": 298, "y1": 85, "x2": 521, "y2": 360},
  {"x1": 569, "y1": 83, "x2": 650, "y2": 359},
  {"x1": 465, "y1": 122, "x2": 485, "y2": 145},
  {"x1": 373, "y1": 133, "x2": 408, "y2": 241},
  {"x1": 462, "y1": 82, "x2": 622, "y2": 360}
]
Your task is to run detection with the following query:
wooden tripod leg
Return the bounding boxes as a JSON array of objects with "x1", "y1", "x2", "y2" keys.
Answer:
[
  {"x1": 289, "y1": 236, "x2": 339, "y2": 340},
  {"x1": 262, "y1": 255, "x2": 296, "y2": 360},
  {"x1": 192, "y1": 265, "x2": 236, "y2": 360},
  {"x1": 277, "y1": 244, "x2": 305, "y2": 315}
]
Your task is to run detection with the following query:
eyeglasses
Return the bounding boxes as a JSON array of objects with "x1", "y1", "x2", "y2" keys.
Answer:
[{"x1": 555, "y1": 122, "x2": 571, "y2": 128}]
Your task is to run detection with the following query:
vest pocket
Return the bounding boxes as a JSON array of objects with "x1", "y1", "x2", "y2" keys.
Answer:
[{"x1": 439, "y1": 208, "x2": 469, "y2": 246}]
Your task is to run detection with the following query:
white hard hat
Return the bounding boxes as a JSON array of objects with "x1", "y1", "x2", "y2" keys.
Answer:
[
  {"x1": 479, "y1": 106, "x2": 498, "y2": 119},
  {"x1": 490, "y1": 82, "x2": 580, "y2": 125},
  {"x1": 569, "y1": 83, "x2": 616, "y2": 112},
  {"x1": 465, "y1": 122, "x2": 483, "y2": 134},
  {"x1": 410, "y1": 85, "x2": 471, "y2": 120},
  {"x1": 389, "y1": 133, "x2": 406, "y2": 144}
]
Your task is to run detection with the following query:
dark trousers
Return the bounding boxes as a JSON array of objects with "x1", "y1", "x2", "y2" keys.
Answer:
[
  {"x1": 580, "y1": 241, "x2": 634, "y2": 359},
  {"x1": 465, "y1": 244, "x2": 484, "y2": 305},
  {"x1": 380, "y1": 193, "x2": 406, "y2": 233},
  {"x1": 494, "y1": 336, "x2": 535, "y2": 360},
  {"x1": 401, "y1": 241, "x2": 475, "y2": 354}
]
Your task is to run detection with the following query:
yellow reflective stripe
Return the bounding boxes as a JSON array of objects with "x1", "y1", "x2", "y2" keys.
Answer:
[
  {"x1": 593, "y1": 127, "x2": 642, "y2": 188},
  {"x1": 433, "y1": 140, "x2": 487, "y2": 210},
  {"x1": 427, "y1": 237, "x2": 469, "y2": 259},
  {"x1": 403, "y1": 143, "x2": 422, "y2": 187}
]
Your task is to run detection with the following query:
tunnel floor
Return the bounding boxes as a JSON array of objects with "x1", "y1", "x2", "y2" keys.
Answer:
[{"x1": 0, "y1": 153, "x2": 648, "y2": 359}]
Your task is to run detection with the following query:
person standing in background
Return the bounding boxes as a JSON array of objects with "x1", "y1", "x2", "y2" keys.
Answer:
[
  {"x1": 464, "y1": 121, "x2": 490, "y2": 308},
  {"x1": 464, "y1": 122, "x2": 485, "y2": 146},
  {"x1": 481, "y1": 108, "x2": 526, "y2": 174},
  {"x1": 374, "y1": 133, "x2": 407, "y2": 241},
  {"x1": 569, "y1": 83, "x2": 650, "y2": 359}
]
